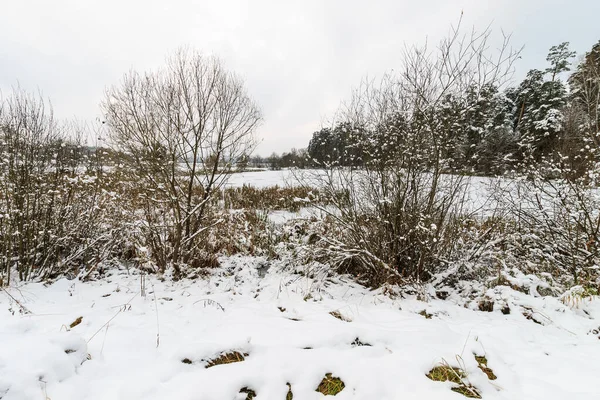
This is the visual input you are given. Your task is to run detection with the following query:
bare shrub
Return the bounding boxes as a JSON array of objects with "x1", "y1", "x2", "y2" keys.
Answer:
[
  {"x1": 506, "y1": 159, "x2": 600, "y2": 289},
  {"x1": 0, "y1": 88, "x2": 108, "y2": 284},
  {"x1": 301, "y1": 20, "x2": 520, "y2": 285},
  {"x1": 102, "y1": 48, "x2": 262, "y2": 277}
]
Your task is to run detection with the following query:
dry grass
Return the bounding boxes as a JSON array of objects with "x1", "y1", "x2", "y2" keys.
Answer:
[
  {"x1": 204, "y1": 351, "x2": 247, "y2": 368},
  {"x1": 475, "y1": 355, "x2": 497, "y2": 380},
  {"x1": 69, "y1": 316, "x2": 83, "y2": 329},
  {"x1": 451, "y1": 385, "x2": 482, "y2": 398},
  {"x1": 427, "y1": 364, "x2": 481, "y2": 399},
  {"x1": 204, "y1": 210, "x2": 280, "y2": 259},
  {"x1": 419, "y1": 310, "x2": 433, "y2": 319},
  {"x1": 329, "y1": 310, "x2": 352, "y2": 322},
  {"x1": 478, "y1": 298, "x2": 494, "y2": 312},
  {"x1": 351, "y1": 337, "x2": 372, "y2": 347},
  {"x1": 239, "y1": 387, "x2": 256, "y2": 399},
  {"x1": 315, "y1": 373, "x2": 345, "y2": 396},
  {"x1": 222, "y1": 185, "x2": 322, "y2": 212},
  {"x1": 286, "y1": 383, "x2": 293, "y2": 399},
  {"x1": 426, "y1": 365, "x2": 465, "y2": 384}
]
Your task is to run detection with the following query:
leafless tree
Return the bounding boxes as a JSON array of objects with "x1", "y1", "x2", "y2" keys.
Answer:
[{"x1": 102, "y1": 48, "x2": 262, "y2": 276}]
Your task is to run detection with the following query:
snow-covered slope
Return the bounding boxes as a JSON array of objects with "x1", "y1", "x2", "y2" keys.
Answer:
[{"x1": 1, "y1": 257, "x2": 599, "y2": 400}]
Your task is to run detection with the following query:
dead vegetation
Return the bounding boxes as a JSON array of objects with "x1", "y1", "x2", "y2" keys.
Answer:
[
  {"x1": 329, "y1": 310, "x2": 352, "y2": 322},
  {"x1": 239, "y1": 387, "x2": 256, "y2": 399},
  {"x1": 182, "y1": 351, "x2": 248, "y2": 368},
  {"x1": 478, "y1": 298, "x2": 495, "y2": 312},
  {"x1": 205, "y1": 351, "x2": 248, "y2": 368},
  {"x1": 475, "y1": 355, "x2": 497, "y2": 380},
  {"x1": 426, "y1": 365, "x2": 465, "y2": 385},
  {"x1": 316, "y1": 373, "x2": 345, "y2": 396},
  {"x1": 69, "y1": 316, "x2": 83, "y2": 329},
  {"x1": 426, "y1": 363, "x2": 481, "y2": 399},
  {"x1": 351, "y1": 338, "x2": 372, "y2": 347},
  {"x1": 222, "y1": 185, "x2": 325, "y2": 212}
]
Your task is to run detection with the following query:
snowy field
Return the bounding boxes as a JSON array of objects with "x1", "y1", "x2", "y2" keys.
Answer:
[{"x1": 2, "y1": 257, "x2": 599, "y2": 400}]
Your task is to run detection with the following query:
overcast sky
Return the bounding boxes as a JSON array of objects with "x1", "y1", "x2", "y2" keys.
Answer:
[{"x1": 1, "y1": 0, "x2": 598, "y2": 155}]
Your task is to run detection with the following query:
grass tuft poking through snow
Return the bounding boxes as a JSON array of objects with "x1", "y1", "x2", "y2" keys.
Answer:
[
  {"x1": 451, "y1": 385, "x2": 482, "y2": 399},
  {"x1": 69, "y1": 316, "x2": 83, "y2": 329},
  {"x1": 350, "y1": 337, "x2": 371, "y2": 347},
  {"x1": 426, "y1": 365, "x2": 465, "y2": 384},
  {"x1": 238, "y1": 386, "x2": 256, "y2": 399},
  {"x1": 427, "y1": 362, "x2": 482, "y2": 398},
  {"x1": 329, "y1": 310, "x2": 351, "y2": 322},
  {"x1": 475, "y1": 355, "x2": 497, "y2": 380},
  {"x1": 205, "y1": 351, "x2": 247, "y2": 368},
  {"x1": 315, "y1": 373, "x2": 345, "y2": 396},
  {"x1": 286, "y1": 382, "x2": 293, "y2": 399}
]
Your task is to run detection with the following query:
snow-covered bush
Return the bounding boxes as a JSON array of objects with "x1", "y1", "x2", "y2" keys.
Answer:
[
  {"x1": 299, "y1": 23, "x2": 520, "y2": 286},
  {"x1": 0, "y1": 89, "x2": 109, "y2": 284}
]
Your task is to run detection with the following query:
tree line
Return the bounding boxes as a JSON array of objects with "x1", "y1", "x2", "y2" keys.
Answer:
[{"x1": 304, "y1": 40, "x2": 599, "y2": 177}]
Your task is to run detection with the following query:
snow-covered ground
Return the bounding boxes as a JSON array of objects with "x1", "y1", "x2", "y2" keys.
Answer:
[
  {"x1": 225, "y1": 170, "x2": 300, "y2": 189},
  {"x1": 2, "y1": 257, "x2": 599, "y2": 400}
]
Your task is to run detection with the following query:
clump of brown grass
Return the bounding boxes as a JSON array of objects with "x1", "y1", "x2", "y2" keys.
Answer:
[
  {"x1": 426, "y1": 365, "x2": 465, "y2": 384},
  {"x1": 69, "y1": 316, "x2": 83, "y2": 329},
  {"x1": 475, "y1": 355, "x2": 497, "y2": 380},
  {"x1": 222, "y1": 185, "x2": 322, "y2": 212},
  {"x1": 286, "y1": 383, "x2": 293, "y2": 400},
  {"x1": 329, "y1": 310, "x2": 352, "y2": 322},
  {"x1": 204, "y1": 351, "x2": 248, "y2": 368},
  {"x1": 478, "y1": 298, "x2": 494, "y2": 312},
  {"x1": 315, "y1": 373, "x2": 345, "y2": 396},
  {"x1": 189, "y1": 251, "x2": 220, "y2": 269},
  {"x1": 451, "y1": 385, "x2": 482, "y2": 398},
  {"x1": 426, "y1": 361, "x2": 481, "y2": 399},
  {"x1": 239, "y1": 387, "x2": 256, "y2": 399},
  {"x1": 351, "y1": 337, "x2": 372, "y2": 347}
]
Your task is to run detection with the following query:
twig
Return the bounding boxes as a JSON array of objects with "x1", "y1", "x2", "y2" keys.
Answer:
[
  {"x1": 193, "y1": 298, "x2": 225, "y2": 311},
  {"x1": 87, "y1": 291, "x2": 139, "y2": 344},
  {"x1": 1, "y1": 287, "x2": 32, "y2": 314}
]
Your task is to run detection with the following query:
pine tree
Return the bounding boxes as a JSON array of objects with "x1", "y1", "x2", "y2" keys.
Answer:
[
  {"x1": 569, "y1": 40, "x2": 600, "y2": 147},
  {"x1": 546, "y1": 42, "x2": 576, "y2": 82}
]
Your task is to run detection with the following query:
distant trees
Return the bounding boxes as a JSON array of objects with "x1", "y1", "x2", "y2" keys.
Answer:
[
  {"x1": 303, "y1": 40, "x2": 599, "y2": 179},
  {"x1": 307, "y1": 122, "x2": 364, "y2": 166},
  {"x1": 102, "y1": 49, "x2": 262, "y2": 277},
  {"x1": 569, "y1": 40, "x2": 600, "y2": 147}
]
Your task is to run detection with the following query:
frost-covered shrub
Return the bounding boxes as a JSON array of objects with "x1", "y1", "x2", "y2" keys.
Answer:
[
  {"x1": 0, "y1": 89, "x2": 109, "y2": 284},
  {"x1": 299, "y1": 24, "x2": 519, "y2": 286},
  {"x1": 102, "y1": 49, "x2": 262, "y2": 278}
]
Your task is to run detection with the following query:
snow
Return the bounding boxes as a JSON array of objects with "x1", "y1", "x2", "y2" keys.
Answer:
[
  {"x1": 225, "y1": 170, "x2": 302, "y2": 189},
  {"x1": 2, "y1": 257, "x2": 599, "y2": 399}
]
